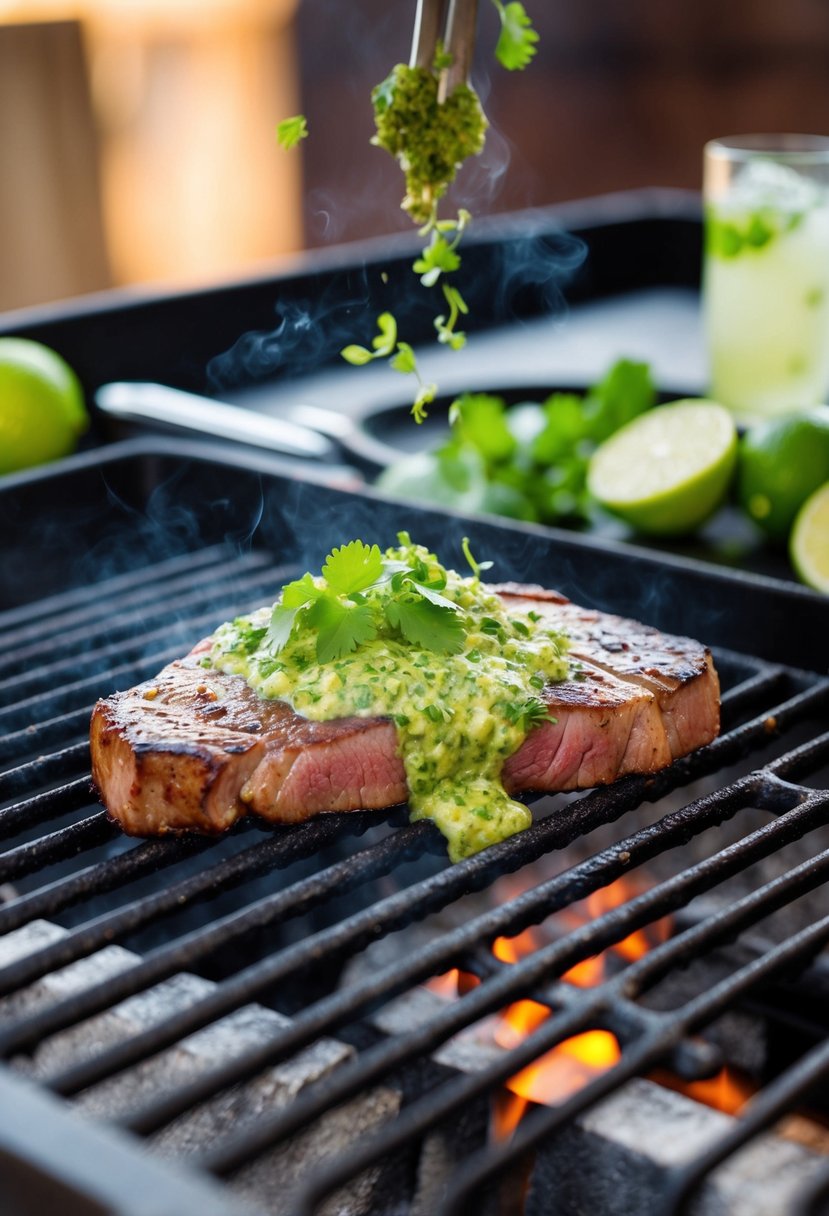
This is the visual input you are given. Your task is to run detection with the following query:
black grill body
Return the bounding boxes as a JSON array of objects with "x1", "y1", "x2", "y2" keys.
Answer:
[{"x1": 0, "y1": 440, "x2": 828, "y2": 1216}]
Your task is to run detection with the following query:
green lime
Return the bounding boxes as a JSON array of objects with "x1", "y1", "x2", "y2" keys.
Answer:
[
  {"x1": 790, "y1": 481, "x2": 829, "y2": 592},
  {"x1": 586, "y1": 399, "x2": 738, "y2": 536},
  {"x1": 736, "y1": 408, "x2": 829, "y2": 542},
  {"x1": 0, "y1": 338, "x2": 88, "y2": 476}
]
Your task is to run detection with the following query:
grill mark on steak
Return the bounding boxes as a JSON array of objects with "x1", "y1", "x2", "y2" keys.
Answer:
[
  {"x1": 492, "y1": 583, "x2": 721, "y2": 758},
  {"x1": 90, "y1": 589, "x2": 720, "y2": 837}
]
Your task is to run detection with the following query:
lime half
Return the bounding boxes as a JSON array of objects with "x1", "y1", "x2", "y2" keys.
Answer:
[
  {"x1": 587, "y1": 399, "x2": 738, "y2": 535},
  {"x1": 790, "y1": 481, "x2": 829, "y2": 593}
]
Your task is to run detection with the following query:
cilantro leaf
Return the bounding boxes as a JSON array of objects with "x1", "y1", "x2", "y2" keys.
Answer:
[
  {"x1": 409, "y1": 581, "x2": 459, "y2": 611},
  {"x1": 492, "y1": 1, "x2": 539, "y2": 70},
  {"x1": 267, "y1": 605, "x2": 299, "y2": 654},
  {"x1": 385, "y1": 597, "x2": 465, "y2": 655},
  {"x1": 276, "y1": 115, "x2": 308, "y2": 149},
  {"x1": 307, "y1": 595, "x2": 377, "y2": 663},
  {"x1": 372, "y1": 312, "x2": 398, "y2": 356},
  {"x1": 322, "y1": 541, "x2": 383, "y2": 595},
  {"x1": 340, "y1": 344, "x2": 374, "y2": 366},
  {"x1": 413, "y1": 233, "x2": 461, "y2": 287},
  {"x1": 582, "y1": 358, "x2": 655, "y2": 443},
  {"x1": 341, "y1": 313, "x2": 399, "y2": 367},
  {"x1": 391, "y1": 342, "x2": 417, "y2": 375},
  {"x1": 412, "y1": 381, "x2": 438, "y2": 424},
  {"x1": 451, "y1": 392, "x2": 517, "y2": 464},
  {"x1": 281, "y1": 572, "x2": 323, "y2": 608}
]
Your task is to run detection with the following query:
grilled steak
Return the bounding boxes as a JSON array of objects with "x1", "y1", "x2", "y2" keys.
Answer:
[{"x1": 90, "y1": 587, "x2": 720, "y2": 838}]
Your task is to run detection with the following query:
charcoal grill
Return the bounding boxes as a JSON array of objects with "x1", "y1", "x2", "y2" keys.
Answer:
[
  {"x1": 0, "y1": 434, "x2": 828, "y2": 1216},
  {"x1": 2, "y1": 192, "x2": 829, "y2": 1214}
]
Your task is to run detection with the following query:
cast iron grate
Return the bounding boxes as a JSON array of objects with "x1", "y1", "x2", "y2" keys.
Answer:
[{"x1": 0, "y1": 541, "x2": 828, "y2": 1215}]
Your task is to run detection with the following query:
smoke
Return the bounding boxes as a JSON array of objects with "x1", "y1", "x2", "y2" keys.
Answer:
[{"x1": 205, "y1": 280, "x2": 374, "y2": 393}]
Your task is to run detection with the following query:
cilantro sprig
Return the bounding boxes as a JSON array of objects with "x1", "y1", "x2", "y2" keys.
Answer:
[
  {"x1": 377, "y1": 358, "x2": 657, "y2": 525},
  {"x1": 341, "y1": 316, "x2": 438, "y2": 423},
  {"x1": 266, "y1": 536, "x2": 472, "y2": 663}
]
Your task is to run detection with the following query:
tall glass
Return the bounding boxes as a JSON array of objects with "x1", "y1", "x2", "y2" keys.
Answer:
[{"x1": 703, "y1": 134, "x2": 829, "y2": 422}]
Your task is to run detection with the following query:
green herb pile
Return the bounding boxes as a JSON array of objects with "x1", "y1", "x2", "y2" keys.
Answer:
[{"x1": 376, "y1": 358, "x2": 656, "y2": 525}]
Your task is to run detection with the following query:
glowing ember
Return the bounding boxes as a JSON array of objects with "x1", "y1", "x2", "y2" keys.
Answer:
[{"x1": 424, "y1": 873, "x2": 757, "y2": 1141}]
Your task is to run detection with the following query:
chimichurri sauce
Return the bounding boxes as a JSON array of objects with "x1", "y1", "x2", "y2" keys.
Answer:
[{"x1": 208, "y1": 538, "x2": 568, "y2": 862}]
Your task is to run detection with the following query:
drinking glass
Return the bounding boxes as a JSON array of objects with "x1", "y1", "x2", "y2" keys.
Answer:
[{"x1": 703, "y1": 134, "x2": 829, "y2": 422}]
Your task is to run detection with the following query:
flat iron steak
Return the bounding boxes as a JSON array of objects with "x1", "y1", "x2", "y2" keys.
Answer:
[{"x1": 90, "y1": 586, "x2": 720, "y2": 838}]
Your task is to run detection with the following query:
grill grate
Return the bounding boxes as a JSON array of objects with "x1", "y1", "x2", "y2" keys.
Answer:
[{"x1": 1, "y1": 532, "x2": 828, "y2": 1216}]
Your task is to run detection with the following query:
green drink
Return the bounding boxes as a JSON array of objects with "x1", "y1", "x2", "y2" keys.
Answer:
[{"x1": 703, "y1": 136, "x2": 829, "y2": 422}]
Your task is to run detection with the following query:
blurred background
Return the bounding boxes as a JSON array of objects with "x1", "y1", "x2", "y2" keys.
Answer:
[{"x1": 3, "y1": 0, "x2": 829, "y2": 313}]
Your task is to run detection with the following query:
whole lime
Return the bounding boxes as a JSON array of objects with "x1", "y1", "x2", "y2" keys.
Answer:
[
  {"x1": 0, "y1": 338, "x2": 88, "y2": 476},
  {"x1": 737, "y1": 408, "x2": 829, "y2": 542}
]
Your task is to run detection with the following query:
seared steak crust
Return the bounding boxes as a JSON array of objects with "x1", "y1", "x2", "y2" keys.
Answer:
[{"x1": 90, "y1": 589, "x2": 720, "y2": 837}]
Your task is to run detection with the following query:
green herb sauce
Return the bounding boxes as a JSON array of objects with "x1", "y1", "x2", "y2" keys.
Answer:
[
  {"x1": 207, "y1": 538, "x2": 568, "y2": 862},
  {"x1": 371, "y1": 65, "x2": 487, "y2": 226}
]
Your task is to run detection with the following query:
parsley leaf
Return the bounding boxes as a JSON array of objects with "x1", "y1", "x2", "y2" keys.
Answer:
[
  {"x1": 384, "y1": 597, "x2": 465, "y2": 655},
  {"x1": 307, "y1": 596, "x2": 377, "y2": 663},
  {"x1": 276, "y1": 115, "x2": 308, "y2": 149},
  {"x1": 322, "y1": 541, "x2": 383, "y2": 595},
  {"x1": 492, "y1": 1, "x2": 539, "y2": 70}
]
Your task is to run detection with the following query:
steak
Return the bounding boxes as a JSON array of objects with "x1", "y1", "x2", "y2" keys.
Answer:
[{"x1": 90, "y1": 589, "x2": 720, "y2": 837}]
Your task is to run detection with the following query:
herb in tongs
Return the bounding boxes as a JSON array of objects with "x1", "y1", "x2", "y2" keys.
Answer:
[{"x1": 340, "y1": 0, "x2": 539, "y2": 421}]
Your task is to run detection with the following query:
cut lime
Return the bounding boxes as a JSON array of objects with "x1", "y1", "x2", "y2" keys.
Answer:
[
  {"x1": 587, "y1": 400, "x2": 738, "y2": 535},
  {"x1": 790, "y1": 481, "x2": 829, "y2": 592},
  {"x1": 0, "y1": 338, "x2": 88, "y2": 475}
]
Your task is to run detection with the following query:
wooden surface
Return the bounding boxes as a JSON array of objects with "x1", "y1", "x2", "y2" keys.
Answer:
[{"x1": 0, "y1": 21, "x2": 111, "y2": 311}]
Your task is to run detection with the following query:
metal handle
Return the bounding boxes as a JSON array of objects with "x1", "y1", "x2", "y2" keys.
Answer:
[{"x1": 95, "y1": 382, "x2": 338, "y2": 462}]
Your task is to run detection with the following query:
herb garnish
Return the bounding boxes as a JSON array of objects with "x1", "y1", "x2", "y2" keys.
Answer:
[
  {"x1": 377, "y1": 358, "x2": 657, "y2": 525},
  {"x1": 275, "y1": 115, "x2": 308, "y2": 149},
  {"x1": 266, "y1": 536, "x2": 466, "y2": 663},
  {"x1": 492, "y1": 1, "x2": 539, "y2": 69}
]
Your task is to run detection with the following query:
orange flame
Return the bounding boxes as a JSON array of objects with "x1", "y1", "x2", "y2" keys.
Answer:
[{"x1": 426, "y1": 874, "x2": 755, "y2": 1141}]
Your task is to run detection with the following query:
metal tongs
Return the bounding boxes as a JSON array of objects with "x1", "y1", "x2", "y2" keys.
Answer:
[{"x1": 410, "y1": 0, "x2": 479, "y2": 96}]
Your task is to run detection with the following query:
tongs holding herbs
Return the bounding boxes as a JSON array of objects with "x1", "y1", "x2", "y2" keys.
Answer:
[
  {"x1": 373, "y1": 0, "x2": 539, "y2": 229},
  {"x1": 411, "y1": 0, "x2": 480, "y2": 96},
  {"x1": 350, "y1": 0, "x2": 539, "y2": 422}
]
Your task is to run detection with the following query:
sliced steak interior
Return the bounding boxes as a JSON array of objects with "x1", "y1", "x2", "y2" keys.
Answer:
[{"x1": 91, "y1": 589, "x2": 720, "y2": 838}]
